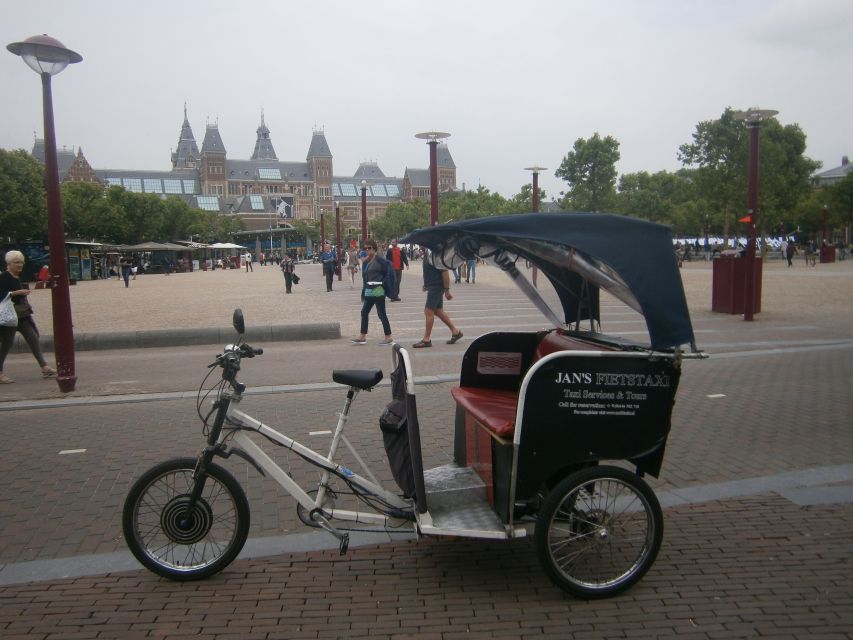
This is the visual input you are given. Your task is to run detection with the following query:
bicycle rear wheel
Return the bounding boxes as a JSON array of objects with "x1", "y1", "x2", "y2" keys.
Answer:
[
  {"x1": 122, "y1": 457, "x2": 250, "y2": 580},
  {"x1": 534, "y1": 465, "x2": 663, "y2": 598}
]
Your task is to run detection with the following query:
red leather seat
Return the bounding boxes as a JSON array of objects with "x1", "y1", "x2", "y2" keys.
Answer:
[{"x1": 450, "y1": 387, "x2": 519, "y2": 439}]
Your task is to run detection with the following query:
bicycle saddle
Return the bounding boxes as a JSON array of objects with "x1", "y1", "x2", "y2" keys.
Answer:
[{"x1": 332, "y1": 368, "x2": 383, "y2": 390}]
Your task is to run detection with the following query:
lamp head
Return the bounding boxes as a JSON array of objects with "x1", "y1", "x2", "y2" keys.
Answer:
[{"x1": 7, "y1": 34, "x2": 82, "y2": 76}]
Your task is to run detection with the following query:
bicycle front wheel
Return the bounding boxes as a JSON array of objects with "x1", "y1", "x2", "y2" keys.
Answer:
[
  {"x1": 534, "y1": 465, "x2": 663, "y2": 598},
  {"x1": 122, "y1": 457, "x2": 250, "y2": 580}
]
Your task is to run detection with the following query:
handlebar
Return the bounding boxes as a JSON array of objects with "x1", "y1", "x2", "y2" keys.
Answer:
[
  {"x1": 238, "y1": 343, "x2": 263, "y2": 358},
  {"x1": 209, "y1": 343, "x2": 263, "y2": 392}
]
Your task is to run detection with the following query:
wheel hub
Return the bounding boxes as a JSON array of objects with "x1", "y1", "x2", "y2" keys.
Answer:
[{"x1": 161, "y1": 495, "x2": 214, "y2": 544}]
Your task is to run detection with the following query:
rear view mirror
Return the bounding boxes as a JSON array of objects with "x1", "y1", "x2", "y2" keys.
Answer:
[{"x1": 232, "y1": 308, "x2": 245, "y2": 335}]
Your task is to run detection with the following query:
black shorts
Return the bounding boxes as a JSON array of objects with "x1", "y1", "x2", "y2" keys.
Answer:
[{"x1": 425, "y1": 287, "x2": 444, "y2": 310}]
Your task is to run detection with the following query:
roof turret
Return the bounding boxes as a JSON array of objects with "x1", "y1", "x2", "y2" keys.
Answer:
[
  {"x1": 250, "y1": 110, "x2": 277, "y2": 160},
  {"x1": 436, "y1": 143, "x2": 456, "y2": 168},
  {"x1": 201, "y1": 123, "x2": 226, "y2": 154},
  {"x1": 172, "y1": 104, "x2": 201, "y2": 169},
  {"x1": 306, "y1": 128, "x2": 332, "y2": 159},
  {"x1": 354, "y1": 161, "x2": 385, "y2": 179}
]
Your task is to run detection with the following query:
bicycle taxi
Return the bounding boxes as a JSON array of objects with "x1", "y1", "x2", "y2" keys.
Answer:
[{"x1": 124, "y1": 212, "x2": 701, "y2": 598}]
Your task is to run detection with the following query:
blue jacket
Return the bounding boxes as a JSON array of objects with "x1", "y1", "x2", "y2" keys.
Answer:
[{"x1": 361, "y1": 254, "x2": 396, "y2": 300}]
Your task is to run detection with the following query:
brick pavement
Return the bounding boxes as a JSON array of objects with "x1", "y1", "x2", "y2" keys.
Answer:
[
  {"x1": 1, "y1": 258, "x2": 852, "y2": 638},
  {"x1": 0, "y1": 494, "x2": 850, "y2": 639}
]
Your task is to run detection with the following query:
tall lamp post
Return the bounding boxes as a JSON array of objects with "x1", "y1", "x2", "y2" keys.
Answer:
[
  {"x1": 7, "y1": 34, "x2": 82, "y2": 392},
  {"x1": 335, "y1": 201, "x2": 342, "y2": 281},
  {"x1": 524, "y1": 165, "x2": 547, "y2": 287},
  {"x1": 319, "y1": 207, "x2": 326, "y2": 245},
  {"x1": 360, "y1": 180, "x2": 368, "y2": 243},
  {"x1": 733, "y1": 107, "x2": 778, "y2": 322},
  {"x1": 415, "y1": 131, "x2": 450, "y2": 226}
]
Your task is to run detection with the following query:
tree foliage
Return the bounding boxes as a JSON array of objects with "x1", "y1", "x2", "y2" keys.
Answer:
[
  {"x1": 555, "y1": 133, "x2": 620, "y2": 212},
  {"x1": 678, "y1": 108, "x2": 819, "y2": 238},
  {"x1": 0, "y1": 149, "x2": 47, "y2": 241}
]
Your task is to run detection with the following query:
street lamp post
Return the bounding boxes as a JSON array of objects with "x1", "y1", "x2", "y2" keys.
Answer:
[
  {"x1": 335, "y1": 201, "x2": 342, "y2": 281},
  {"x1": 524, "y1": 165, "x2": 547, "y2": 287},
  {"x1": 7, "y1": 34, "x2": 82, "y2": 392},
  {"x1": 524, "y1": 165, "x2": 547, "y2": 213},
  {"x1": 360, "y1": 180, "x2": 368, "y2": 243},
  {"x1": 733, "y1": 107, "x2": 778, "y2": 322},
  {"x1": 415, "y1": 131, "x2": 450, "y2": 226},
  {"x1": 319, "y1": 208, "x2": 325, "y2": 246}
]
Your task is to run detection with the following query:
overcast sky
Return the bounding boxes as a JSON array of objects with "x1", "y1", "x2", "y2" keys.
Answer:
[{"x1": 2, "y1": 0, "x2": 852, "y2": 201}]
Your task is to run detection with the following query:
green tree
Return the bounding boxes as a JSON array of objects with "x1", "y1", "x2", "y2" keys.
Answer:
[
  {"x1": 371, "y1": 199, "x2": 429, "y2": 240},
  {"x1": 615, "y1": 169, "x2": 702, "y2": 235},
  {"x1": 289, "y1": 218, "x2": 320, "y2": 245},
  {"x1": 60, "y1": 181, "x2": 126, "y2": 242},
  {"x1": 507, "y1": 183, "x2": 548, "y2": 212},
  {"x1": 0, "y1": 148, "x2": 47, "y2": 241},
  {"x1": 440, "y1": 186, "x2": 510, "y2": 222},
  {"x1": 161, "y1": 196, "x2": 208, "y2": 241},
  {"x1": 827, "y1": 173, "x2": 853, "y2": 242},
  {"x1": 555, "y1": 133, "x2": 620, "y2": 212},
  {"x1": 679, "y1": 108, "x2": 819, "y2": 241}
]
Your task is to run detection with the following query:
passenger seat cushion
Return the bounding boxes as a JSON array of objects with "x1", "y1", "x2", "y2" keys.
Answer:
[{"x1": 450, "y1": 387, "x2": 519, "y2": 438}]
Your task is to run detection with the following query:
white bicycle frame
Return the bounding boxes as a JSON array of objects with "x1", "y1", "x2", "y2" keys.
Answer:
[{"x1": 220, "y1": 389, "x2": 415, "y2": 533}]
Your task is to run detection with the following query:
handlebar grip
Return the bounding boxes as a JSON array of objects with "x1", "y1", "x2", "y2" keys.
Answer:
[{"x1": 239, "y1": 343, "x2": 263, "y2": 357}]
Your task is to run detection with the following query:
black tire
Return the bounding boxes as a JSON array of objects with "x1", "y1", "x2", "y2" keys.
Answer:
[
  {"x1": 122, "y1": 457, "x2": 250, "y2": 580},
  {"x1": 534, "y1": 465, "x2": 663, "y2": 598}
]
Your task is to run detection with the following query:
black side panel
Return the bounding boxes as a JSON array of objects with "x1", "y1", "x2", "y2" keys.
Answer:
[{"x1": 515, "y1": 355, "x2": 680, "y2": 498}]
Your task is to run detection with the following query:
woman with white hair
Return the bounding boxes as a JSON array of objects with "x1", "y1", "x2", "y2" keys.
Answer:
[{"x1": 0, "y1": 250, "x2": 56, "y2": 384}]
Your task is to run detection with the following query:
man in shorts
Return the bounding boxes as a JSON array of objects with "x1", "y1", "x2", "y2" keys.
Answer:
[{"x1": 413, "y1": 253, "x2": 463, "y2": 348}]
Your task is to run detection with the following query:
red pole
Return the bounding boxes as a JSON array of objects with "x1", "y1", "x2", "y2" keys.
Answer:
[
  {"x1": 361, "y1": 183, "x2": 368, "y2": 242},
  {"x1": 429, "y1": 140, "x2": 439, "y2": 226},
  {"x1": 335, "y1": 204, "x2": 342, "y2": 281},
  {"x1": 532, "y1": 171, "x2": 540, "y2": 213},
  {"x1": 41, "y1": 72, "x2": 76, "y2": 391},
  {"x1": 743, "y1": 121, "x2": 760, "y2": 322}
]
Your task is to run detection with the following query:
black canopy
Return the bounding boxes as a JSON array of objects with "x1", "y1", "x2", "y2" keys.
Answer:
[{"x1": 402, "y1": 212, "x2": 696, "y2": 351}]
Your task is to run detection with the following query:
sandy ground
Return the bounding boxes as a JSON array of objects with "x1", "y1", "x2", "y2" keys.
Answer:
[{"x1": 20, "y1": 255, "x2": 853, "y2": 337}]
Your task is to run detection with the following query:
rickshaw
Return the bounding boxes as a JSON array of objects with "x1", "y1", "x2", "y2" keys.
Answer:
[{"x1": 123, "y1": 212, "x2": 701, "y2": 598}]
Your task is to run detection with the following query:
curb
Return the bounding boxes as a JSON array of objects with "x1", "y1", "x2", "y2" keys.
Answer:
[{"x1": 10, "y1": 322, "x2": 341, "y2": 352}]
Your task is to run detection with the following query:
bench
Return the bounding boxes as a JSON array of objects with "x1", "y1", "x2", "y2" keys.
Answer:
[{"x1": 451, "y1": 331, "x2": 617, "y2": 441}]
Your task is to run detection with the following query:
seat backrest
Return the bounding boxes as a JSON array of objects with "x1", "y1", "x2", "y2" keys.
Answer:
[{"x1": 533, "y1": 331, "x2": 617, "y2": 362}]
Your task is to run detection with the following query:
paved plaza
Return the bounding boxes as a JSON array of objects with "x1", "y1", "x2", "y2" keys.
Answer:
[{"x1": 0, "y1": 257, "x2": 852, "y2": 638}]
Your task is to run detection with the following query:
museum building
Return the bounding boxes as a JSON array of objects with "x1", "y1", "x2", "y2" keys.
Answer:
[{"x1": 31, "y1": 107, "x2": 458, "y2": 238}]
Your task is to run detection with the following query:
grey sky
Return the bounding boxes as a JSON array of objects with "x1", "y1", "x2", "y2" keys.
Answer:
[{"x1": 2, "y1": 0, "x2": 852, "y2": 202}]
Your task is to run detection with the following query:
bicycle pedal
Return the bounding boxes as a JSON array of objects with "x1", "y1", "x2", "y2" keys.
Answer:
[{"x1": 339, "y1": 533, "x2": 350, "y2": 555}]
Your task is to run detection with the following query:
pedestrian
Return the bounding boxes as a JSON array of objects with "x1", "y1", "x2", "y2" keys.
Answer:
[
  {"x1": 351, "y1": 238, "x2": 395, "y2": 346},
  {"x1": 319, "y1": 241, "x2": 337, "y2": 292},
  {"x1": 346, "y1": 246, "x2": 360, "y2": 286},
  {"x1": 413, "y1": 251, "x2": 463, "y2": 348},
  {"x1": 119, "y1": 255, "x2": 132, "y2": 287},
  {"x1": 0, "y1": 250, "x2": 57, "y2": 384},
  {"x1": 385, "y1": 238, "x2": 409, "y2": 301},
  {"x1": 785, "y1": 240, "x2": 797, "y2": 267},
  {"x1": 244, "y1": 252, "x2": 253, "y2": 272},
  {"x1": 465, "y1": 257, "x2": 477, "y2": 284},
  {"x1": 280, "y1": 253, "x2": 295, "y2": 293}
]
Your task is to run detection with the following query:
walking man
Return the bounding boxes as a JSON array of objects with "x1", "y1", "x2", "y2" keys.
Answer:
[
  {"x1": 280, "y1": 253, "x2": 295, "y2": 293},
  {"x1": 413, "y1": 252, "x2": 463, "y2": 348},
  {"x1": 319, "y1": 241, "x2": 337, "y2": 291},
  {"x1": 385, "y1": 238, "x2": 408, "y2": 301}
]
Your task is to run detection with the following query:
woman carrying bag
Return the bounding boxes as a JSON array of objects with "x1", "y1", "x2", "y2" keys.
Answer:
[
  {"x1": 351, "y1": 238, "x2": 396, "y2": 345},
  {"x1": 0, "y1": 250, "x2": 56, "y2": 384}
]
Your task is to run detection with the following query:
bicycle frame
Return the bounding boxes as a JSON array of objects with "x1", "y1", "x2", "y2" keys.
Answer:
[{"x1": 215, "y1": 388, "x2": 415, "y2": 533}]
